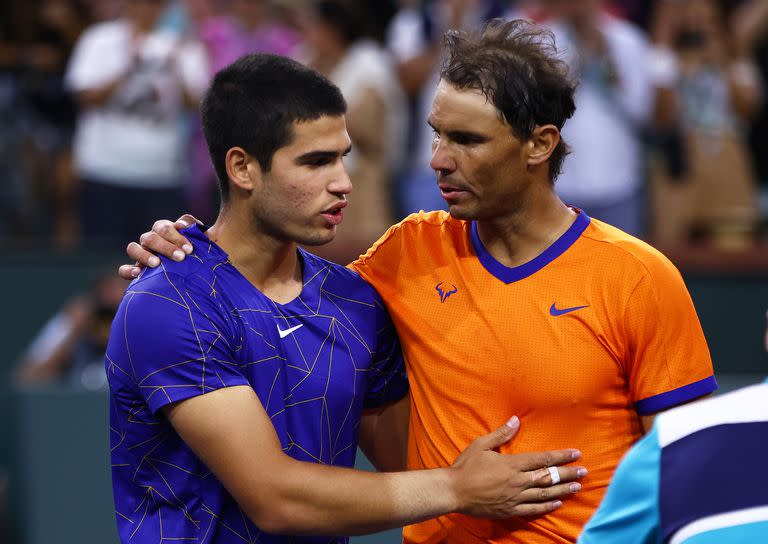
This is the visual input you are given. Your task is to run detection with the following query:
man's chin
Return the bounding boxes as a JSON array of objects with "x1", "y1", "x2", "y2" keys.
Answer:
[
  {"x1": 296, "y1": 228, "x2": 337, "y2": 247},
  {"x1": 446, "y1": 204, "x2": 477, "y2": 221}
]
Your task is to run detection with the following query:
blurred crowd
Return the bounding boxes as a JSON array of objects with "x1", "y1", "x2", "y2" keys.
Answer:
[{"x1": 2, "y1": 0, "x2": 768, "y2": 262}]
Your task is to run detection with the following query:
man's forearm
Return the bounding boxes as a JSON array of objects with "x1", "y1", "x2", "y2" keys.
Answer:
[
  {"x1": 167, "y1": 386, "x2": 582, "y2": 537},
  {"x1": 251, "y1": 458, "x2": 458, "y2": 535}
]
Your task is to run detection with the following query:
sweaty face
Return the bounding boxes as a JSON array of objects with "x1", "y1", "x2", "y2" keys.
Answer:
[
  {"x1": 251, "y1": 115, "x2": 352, "y2": 246},
  {"x1": 428, "y1": 80, "x2": 531, "y2": 221}
]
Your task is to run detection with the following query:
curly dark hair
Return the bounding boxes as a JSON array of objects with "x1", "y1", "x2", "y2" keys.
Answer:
[{"x1": 440, "y1": 19, "x2": 577, "y2": 182}]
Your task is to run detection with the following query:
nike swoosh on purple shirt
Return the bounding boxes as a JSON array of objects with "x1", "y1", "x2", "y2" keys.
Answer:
[{"x1": 549, "y1": 303, "x2": 589, "y2": 316}]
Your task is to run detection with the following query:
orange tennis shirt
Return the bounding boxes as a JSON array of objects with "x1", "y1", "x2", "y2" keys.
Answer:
[{"x1": 351, "y1": 210, "x2": 716, "y2": 544}]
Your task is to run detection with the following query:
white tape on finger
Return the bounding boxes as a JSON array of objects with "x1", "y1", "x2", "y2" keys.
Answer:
[{"x1": 547, "y1": 466, "x2": 560, "y2": 485}]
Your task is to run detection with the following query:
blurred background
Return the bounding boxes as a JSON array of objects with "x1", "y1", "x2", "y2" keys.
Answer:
[{"x1": 1, "y1": 0, "x2": 767, "y2": 542}]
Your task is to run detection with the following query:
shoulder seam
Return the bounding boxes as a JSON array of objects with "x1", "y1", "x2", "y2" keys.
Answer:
[{"x1": 357, "y1": 211, "x2": 459, "y2": 264}]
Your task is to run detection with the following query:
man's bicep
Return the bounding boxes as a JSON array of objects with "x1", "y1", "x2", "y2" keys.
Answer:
[{"x1": 163, "y1": 385, "x2": 286, "y2": 517}]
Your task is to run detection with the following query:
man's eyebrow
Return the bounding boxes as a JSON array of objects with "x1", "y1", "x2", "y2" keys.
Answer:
[
  {"x1": 295, "y1": 145, "x2": 352, "y2": 163},
  {"x1": 427, "y1": 119, "x2": 486, "y2": 139}
]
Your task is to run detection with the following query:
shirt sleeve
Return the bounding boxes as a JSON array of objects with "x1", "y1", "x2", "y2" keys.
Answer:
[
  {"x1": 623, "y1": 253, "x2": 717, "y2": 415},
  {"x1": 349, "y1": 221, "x2": 405, "y2": 297},
  {"x1": 578, "y1": 426, "x2": 662, "y2": 544},
  {"x1": 362, "y1": 289, "x2": 408, "y2": 410},
  {"x1": 106, "y1": 270, "x2": 250, "y2": 414}
]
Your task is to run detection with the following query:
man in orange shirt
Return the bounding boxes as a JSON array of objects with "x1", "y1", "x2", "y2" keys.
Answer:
[{"x1": 123, "y1": 19, "x2": 716, "y2": 543}]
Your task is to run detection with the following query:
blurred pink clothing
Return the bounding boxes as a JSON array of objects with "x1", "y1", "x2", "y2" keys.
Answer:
[{"x1": 197, "y1": 16, "x2": 301, "y2": 73}]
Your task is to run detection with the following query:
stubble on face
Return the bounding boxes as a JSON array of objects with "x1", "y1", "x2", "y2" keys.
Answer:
[{"x1": 429, "y1": 81, "x2": 530, "y2": 222}]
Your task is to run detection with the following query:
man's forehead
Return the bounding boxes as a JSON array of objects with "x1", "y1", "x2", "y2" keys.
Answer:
[
  {"x1": 288, "y1": 115, "x2": 351, "y2": 148},
  {"x1": 430, "y1": 81, "x2": 505, "y2": 127},
  {"x1": 276, "y1": 115, "x2": 352, "y2": 158}
]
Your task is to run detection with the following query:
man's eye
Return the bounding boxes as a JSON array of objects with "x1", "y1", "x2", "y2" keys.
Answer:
[
  {"x1": 453, "y1": 135, "x2": 478, "y2": 145},
  {"x1": 309, "y1": 158, "x2": 331, "y2": 167}
]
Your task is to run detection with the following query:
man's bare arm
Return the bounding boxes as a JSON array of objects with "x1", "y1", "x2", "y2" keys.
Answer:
[
  {"x1": 165, "y1": 385, "x2": 586, "y2": 536},
  {"x1": 359, "y1": 394, "x2": 410, "y2": 472}
]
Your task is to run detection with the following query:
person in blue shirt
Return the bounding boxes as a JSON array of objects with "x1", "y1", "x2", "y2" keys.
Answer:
[
  {"x1": 106, "y1": 53, "x2": 587, "y2": 544},
  {"x1": 578, "y1": 318, "x2": 768, "y2": 544}
]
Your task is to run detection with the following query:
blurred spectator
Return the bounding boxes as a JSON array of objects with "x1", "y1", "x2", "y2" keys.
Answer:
[
  {"x1": 301, "y1": 0, "x2": 407, "y2": 257},
  {"x1": 0, "y1": 0, "x2": 89, "y2": 248},
  {"x1": 65, "y1": 0, "x2": 209, "y2": 248},
  {"x1": 20, "y1": 0, "x2": 89, "y2": 249},
  {"x1": 732, "y1": 0, "x2": 768, "y2": 231},
  {"x1": 184, "y1": 0, "x2": 302, "y2": 222},
  {"x1": 83, "y1": 0, "x2": 123, "y2": 22},
  {"x1": 648, "y1": 0, "x2": 762, "y2": 248},
  {"x1": 190, "y1": 0, "x2": 301, "y2": 73},
  {"x1": 0, "y1": 22, "x2": 29, "y2": 243},
  {"x1": 386, "y1": 0, "x2": 506, "y2": 216},
  {"x1": 544, "y1": 0, "x2": 654, "y2": 238},
  {"x1": 15, "y1": 271, "x2": 127, "y2": 389}
]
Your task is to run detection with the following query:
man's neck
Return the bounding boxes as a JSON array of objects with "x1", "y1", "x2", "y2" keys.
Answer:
[
  {"x1": 474, "y1": 193, "x2": 577, "y2": 269},
  {"x1": 206, "y1": 211, "x2": 303, "y2": 304}
]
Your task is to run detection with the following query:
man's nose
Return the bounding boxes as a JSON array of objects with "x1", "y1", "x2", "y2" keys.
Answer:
[{"x1": 430, "y1": 140, "x2": 456, "y2": 174}]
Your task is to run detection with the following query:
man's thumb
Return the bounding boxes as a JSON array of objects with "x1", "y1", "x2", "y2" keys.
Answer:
[{"x1": 482, "y1": 415, "x2": 520, "y2": 451}]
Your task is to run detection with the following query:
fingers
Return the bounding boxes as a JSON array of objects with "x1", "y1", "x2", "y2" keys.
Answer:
[
  {"x1": 529, "y1": 465, "x2": 588, "y2": 488},
  {"x1": 470, "y1": 416, "x2": 520, "y2": 452},
  {"x1": 127, "y1": 240, "x2": 162, "y2": 268},
  {"x1": 120, "y1": 216, "x2": 198, "y2": 280},
  {"x1": 516, "y1": 448, "x2": 582, "y2": 472},
  {"x1": 176, "y1": 214, "x2": 201, "y2": 227},
  {"x1": 509, "y1": 500, "x2": 564, "y2": 518},
  {"x1": 505, "y1": 473, "x2": 588, "y2": 518},
  {"x1": 118, "y1": 263, "x2": 142, "y2": 280},
  {"x1": 151, "y1": 220, "x2": 194, "y2": 256},
  {"x1": 515, "y1": 480, "x2": 582, "y2": 507}
]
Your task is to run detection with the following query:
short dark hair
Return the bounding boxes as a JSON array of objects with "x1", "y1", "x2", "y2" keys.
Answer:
[
  {"x1": 440, "y1": 19, "x2": 576, "y2": 182},
  {"x1": 200, "y1": 54, "x2": 347, "y2": 202}
]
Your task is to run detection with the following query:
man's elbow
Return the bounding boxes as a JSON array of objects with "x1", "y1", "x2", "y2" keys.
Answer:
[
  {"x1": 248, "y1": 506, "x2": 294, "y2": 535},
  {"x1": 237, "y1": 474, "x2": 315, "y2": 535},
  {"x1": 245, "y1": 500, "x2": 312, "y2": 535}
]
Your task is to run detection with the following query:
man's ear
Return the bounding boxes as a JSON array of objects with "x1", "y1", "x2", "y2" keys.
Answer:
[
  {"x1": 526, "y1": 124, "x2": 560, "y2": 167},
  {"x1": 225, "y1": 147, "x2": 260, "y2": 193}
]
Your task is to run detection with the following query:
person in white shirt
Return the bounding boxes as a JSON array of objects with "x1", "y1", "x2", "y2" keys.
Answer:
[
  {"x1": 65, "y1": 0, "x2": 209, "y2": 247},
  {"x1": 543, "y1": 0, "x2": 654, "y2": 237}
]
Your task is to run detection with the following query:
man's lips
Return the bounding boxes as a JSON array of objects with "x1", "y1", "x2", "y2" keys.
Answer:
[
  {"x1": 321, "y1": 201, "x2": 347, "y2": 226},
  {"x1": 438, "y1": 184, "x2": 470, "y2": 200}
]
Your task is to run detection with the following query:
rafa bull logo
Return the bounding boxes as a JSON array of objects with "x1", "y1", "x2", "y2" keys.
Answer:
[{"x1": 435, "y1": 282, "x2": 458, "y2": 303}]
